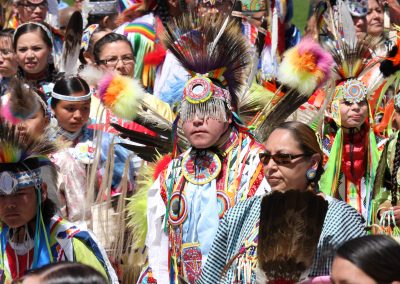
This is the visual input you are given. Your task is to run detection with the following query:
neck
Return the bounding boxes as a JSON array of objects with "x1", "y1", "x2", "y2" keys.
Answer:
[
  {"x1": 215, "y1": 125, "x2": 233, "y2": 149},
  {"x1": 342, "y1": 125, "x2": 363, "y2": 134},
  {"x1": 25, "y1": 69, "x2": 48, "y2": 82}
]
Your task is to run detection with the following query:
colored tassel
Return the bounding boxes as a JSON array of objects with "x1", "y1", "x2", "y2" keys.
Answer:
[
  {"x1": 143, "y1": 44, "x2": 166, "y2": 66},
  {"x1": 97, "y1": 73, "x2": 145, "y2": 121},
  {"x1": 278, "y1": 37, "x2": 334, "y2": 95}
]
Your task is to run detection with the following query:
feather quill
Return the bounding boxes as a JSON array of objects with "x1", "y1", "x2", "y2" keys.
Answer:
[{"x1": 58, "y1": 11, "x2": 83, "y2": 75}]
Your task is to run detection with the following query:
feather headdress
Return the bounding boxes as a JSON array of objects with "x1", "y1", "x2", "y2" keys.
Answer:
[
  {"x1": 0, "y1": 79, "x2": 39, "y2": 125},
  {"x1": 161, "y1": 12, "x2": 251, "y2": 121},
  {"x1": 252, "y1": 37, "x2": 334, "y2": 141},
  {"x1": 0, "y1": 120, "x2": 63, "y2": 195},
  {"x1": 258, "y1": 190, "x2": 328, "y2": 283}
]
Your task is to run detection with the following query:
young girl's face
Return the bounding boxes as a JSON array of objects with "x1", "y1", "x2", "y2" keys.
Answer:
[{"x1": 52, "y1": 91, "x2": 91, "y2": 133}]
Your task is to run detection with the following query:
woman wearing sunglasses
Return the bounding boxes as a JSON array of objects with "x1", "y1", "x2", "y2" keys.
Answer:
[{"x1": 199, "y1": 121, "x2": 366, "y2": 283}]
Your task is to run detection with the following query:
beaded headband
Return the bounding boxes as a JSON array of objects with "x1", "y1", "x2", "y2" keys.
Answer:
[
  {"x1": 0, "y1": 169, "x2": 41, "y2": 195},
  {"x1": 51, "y1": 90, "x2": 92, "y2": 101},
  {"x1": 14, "y1": 22, "x2": 54, "y2": 46},
  {"x1": 180, "y1": 69, "x2": 232, "y2": 122}
]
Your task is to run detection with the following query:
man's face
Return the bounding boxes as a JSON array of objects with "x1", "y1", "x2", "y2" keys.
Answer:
[
  {"x1": 0, "y1": 186, "x2": 38, "y2": 228},
  {"x1": 17, "y1": 0, "x2": 48, "y2": 23}
]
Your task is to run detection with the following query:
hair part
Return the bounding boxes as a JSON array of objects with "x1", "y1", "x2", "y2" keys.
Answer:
[
  {"x1": 13, "y1": 23, "x2": 53, "y2": 50},
  {"x1": 51, "y1": 76, "x2": 90, "y2": 108},
  {"x1": 336, "y1": 235, "x2": 400, "y2": 282}
]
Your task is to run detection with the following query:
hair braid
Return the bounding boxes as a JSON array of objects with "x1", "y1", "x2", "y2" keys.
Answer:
[{"x1": 391, "y1": 134, "x2": 400, "y2": 206}]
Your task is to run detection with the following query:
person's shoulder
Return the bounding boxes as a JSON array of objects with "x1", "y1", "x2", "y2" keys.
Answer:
[
  {"x1": 224, "y1": 195, "x2": 262, "y2": 221},
  {"x1": 326, "y1": 199, "x2": 366, "y2": 225}
]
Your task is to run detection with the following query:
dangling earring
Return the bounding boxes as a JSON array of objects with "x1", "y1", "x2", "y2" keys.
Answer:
[{"x1": 306, "y1": 168, "x2": 317, "y2": 181}]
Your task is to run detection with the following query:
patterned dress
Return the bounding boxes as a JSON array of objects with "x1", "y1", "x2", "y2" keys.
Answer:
[
  {"x1": 199, "y1": 195, "x2": 367, "y2": 284},
  {"x1": 140, "y1": 128, "x2": 269, "y2": 284}
]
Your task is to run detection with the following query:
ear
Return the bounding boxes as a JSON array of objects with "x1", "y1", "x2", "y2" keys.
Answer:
[
  {"x1": 40, "y1": 182, "x2": 48, "y2": 202},
  {"x1": 309, "y1": 153, "x2": 321, "y2": 170},
  {"x1": 83, "y1": 51, "x2": 94, "y2": 64},
  {"x1": 227, "y1": 112, "x2": 233, "y2": 125},
  {"x1": 101, "y1": 16, "x2": 110, "y2": 28}
]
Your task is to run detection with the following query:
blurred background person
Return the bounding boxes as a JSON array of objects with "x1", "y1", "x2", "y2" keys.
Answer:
[
  {"x1": 331, "y1": 235, "x2": 400, "y2": 284},
  {"x1": 0, "y1": 28, "x2": 17, "y2": 96}
]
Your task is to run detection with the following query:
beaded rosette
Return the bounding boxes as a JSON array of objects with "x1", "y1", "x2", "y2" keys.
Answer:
[
  {"x1": 180, "y1": 75, "x2": 232, "y2": 123},
  {"x1": 181, "y1": 150, "x2": 222, "y2": 185},
  {"x1": 334, "y1": 78, "x2": 368, "y2": 104}
]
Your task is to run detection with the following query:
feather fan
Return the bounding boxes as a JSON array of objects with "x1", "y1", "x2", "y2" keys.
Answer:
[
  {"x1": 257, "y1": 190, "x2": 328, "y2": 282},
  {"x1": 0, "y1": 79, "x2": 39, "y2": 125},
  {"x1": 161, "y1": 13, "x2": 251, "y2": 110},
  {"x1": 58, "y1": 11, "x2": 83, "y2": 75}
]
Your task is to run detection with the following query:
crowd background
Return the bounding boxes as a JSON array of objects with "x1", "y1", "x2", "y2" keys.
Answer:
[{"x1": 0, "y1": 0, "x2": 400, "y2": 283}]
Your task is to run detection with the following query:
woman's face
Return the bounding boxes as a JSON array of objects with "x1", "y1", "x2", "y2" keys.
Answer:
[
  {"x1": 339, "y1": 100, "x2": 368, "y2": 128},
  {"x1": 16, "y1": 31, "x2": 51, "y2": 75},
  {"x1": 97, "y1": 40, "x2": 135, "y2": 77},
  {"x1": 263, "y1": 129, "x2": 318, "y2": 192},
  {"x1": 52, "y1": 91, "x2": 91, "y2": 133},
  {"x1": 367, "y1": 0, "x2": 384, "y2": 37},
  {"x1": 17, "y1": 108, "x2": 49, "y2": 139},
  {"x1": 331, "y1": 256, "x2": 376, "y2": 284},
  {"x1": 0, "y1": 186, "x2": 38, "y2": 228},
  {"x1": 0, "y1": 37, "x2": 18, "y2": 78}
]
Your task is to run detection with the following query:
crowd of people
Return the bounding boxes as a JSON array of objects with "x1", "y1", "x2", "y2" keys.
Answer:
[{"x1": 0, "y1": 0, "x2": 400, "y2": 283}]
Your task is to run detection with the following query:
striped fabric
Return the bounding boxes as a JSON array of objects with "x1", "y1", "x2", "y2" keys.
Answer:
[{"x1": 198, "y1": 195, "x2": 367, "y2": 284}]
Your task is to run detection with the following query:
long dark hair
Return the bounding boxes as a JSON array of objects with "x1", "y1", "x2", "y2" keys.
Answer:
[
  {"x1": 51, "y1": 76, "x2": 90, "y2": 109},
  {"x1": 274, "y1": 121, "x2": 324, "y2": 190},
  {"x1": 336, "y1": 235, "x2": 400, "y2": 282}
]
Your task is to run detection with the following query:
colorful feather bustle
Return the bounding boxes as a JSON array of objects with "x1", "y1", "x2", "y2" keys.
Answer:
[
  {"x1": 278, "y1": 37, "x2": 333, "y2": 95},
  {"x1": 258, "y1": 190, "x2": 328, "y2": 283},
  {"x1": 161, "y1": 13, "x2": 251, "y2": 110},
  {"x1": 0, "y1": 79, "x2": 39, "y2": 125},
  {"x1": 97, "y1": 73, "x2": 145, "y2": 120},
  {"x1": 253, "y1": 38, "x2": 333, "y2": 141}
]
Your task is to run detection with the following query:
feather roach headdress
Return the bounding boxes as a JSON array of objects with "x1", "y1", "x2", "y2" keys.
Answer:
[
  {"x1": 251, "y1": 37, "x2": 334, "y2": 141},
  {"x1": 258, "y1": 190, "x2": 328, "y2": 283},
  {"x1": 161, "y1": 12, "x2": 251, "y2": 123}
]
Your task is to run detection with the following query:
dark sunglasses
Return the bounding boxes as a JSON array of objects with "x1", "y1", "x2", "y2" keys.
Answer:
[{"x1": 259, "y1": 152, "x2": 310, "y2": 165}]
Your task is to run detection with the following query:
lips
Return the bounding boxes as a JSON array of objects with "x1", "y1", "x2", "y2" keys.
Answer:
[{"x1": 25, "y1": 62, "x2": 37, "y2": 68}]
